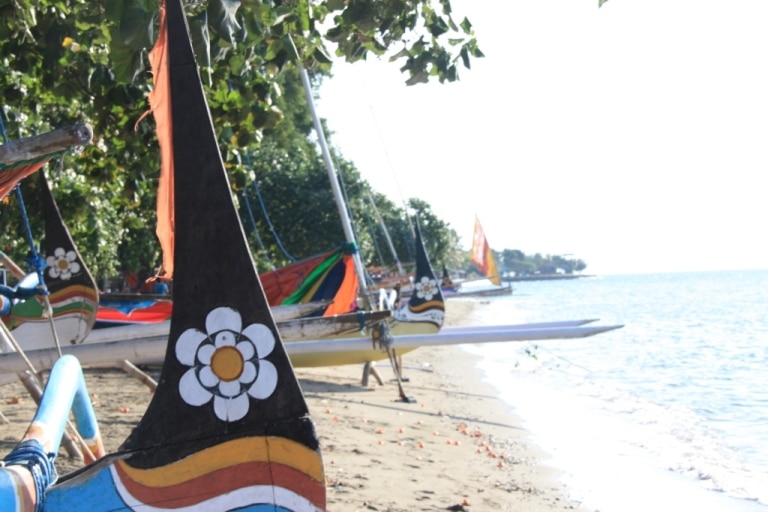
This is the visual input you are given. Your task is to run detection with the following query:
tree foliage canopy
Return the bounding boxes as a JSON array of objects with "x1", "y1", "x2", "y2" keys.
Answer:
[
  {"x1": 1, "y1": 0, "x2": 482, "y2": 286},
  {"x1": 485, "y1": 249, "x2": 587, "y2": 278}
]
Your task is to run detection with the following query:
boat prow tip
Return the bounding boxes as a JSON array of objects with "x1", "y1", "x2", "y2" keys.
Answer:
[{"x1": 591, "y1": 324, "x2": 624, "y2": 335}]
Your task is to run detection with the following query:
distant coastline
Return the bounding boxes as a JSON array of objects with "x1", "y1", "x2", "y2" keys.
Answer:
[{"x1": 503, "y1": 274, "x2": 594, "y2": 283}]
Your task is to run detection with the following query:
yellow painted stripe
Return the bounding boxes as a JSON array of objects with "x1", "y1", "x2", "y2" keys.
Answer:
[
  {"x1": 300, "y1": 265, "x2": 334, "y2": 302},
  {"x1": 117, "y1": 436, "x2": 323, "y2": 486},
  {"x1": 408, "y1": 300, "x2": 445, "y2": 313}
]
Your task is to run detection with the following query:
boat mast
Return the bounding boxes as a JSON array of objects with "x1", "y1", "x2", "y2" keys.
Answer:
[
  {"x1": 297, "y1": 63, "x2": 372, "y2": 304},
  {"x1": 367, "y1": 191, "x2": 405, "y2": 276}
]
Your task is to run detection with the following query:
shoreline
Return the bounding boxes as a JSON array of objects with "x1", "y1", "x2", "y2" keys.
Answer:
[
  {"x1": 0, "y1": 299, "x2": 588, "y2": 511},
  {"x1": 303, "y1": 346, "x2": 586, "y2": 510}
]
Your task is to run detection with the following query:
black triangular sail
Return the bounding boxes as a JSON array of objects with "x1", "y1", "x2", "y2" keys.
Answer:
[
  {"x1": 392, "y1": 219, "x2": 445, "y2": 328},
  {"x1": 4, "y1": 162, "x2": 99, "y2": 349},
  {"x1": 42, "y1": 0, "x2": 326, "y2": 509},
  {"x1": 122, "y1": 0, "x2": 314, "y2": 452}
]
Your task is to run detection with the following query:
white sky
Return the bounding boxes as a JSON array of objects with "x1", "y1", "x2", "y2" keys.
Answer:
[{"x1": 317, "y1": 0, "x2": 768, "y2": 275}]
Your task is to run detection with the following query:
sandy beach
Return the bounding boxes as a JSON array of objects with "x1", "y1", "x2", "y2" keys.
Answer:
[{"x1": 1, "y1": 299, "x2": 588, "y2": 511}]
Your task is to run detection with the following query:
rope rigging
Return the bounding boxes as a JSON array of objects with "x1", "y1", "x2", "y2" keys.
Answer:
[
  {"x1": 244, "y1": 152, "x2": 297, "y2": 264},
  {"x1": 240, "y1": 188, "x2": 275, "y2": 271},
  {"x1": 356, "y1": 183, "x2": 386, "y2": 269}
]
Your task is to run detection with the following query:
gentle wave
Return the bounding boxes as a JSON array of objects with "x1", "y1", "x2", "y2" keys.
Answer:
[{"x1": 459, "y1": 270, "x2": 768, "y2": 510}]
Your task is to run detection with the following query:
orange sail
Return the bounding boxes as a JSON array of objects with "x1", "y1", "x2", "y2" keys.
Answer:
[
  {"x1": 148, "y1": 2, "x2": 175, "y2": 279},
  {"x1": 470, "y1": 217, "x2": 501, "y2": 286}
]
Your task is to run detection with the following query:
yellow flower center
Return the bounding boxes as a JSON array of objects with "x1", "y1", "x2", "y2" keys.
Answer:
[
  {"x1": 210, "y1": 346, "x2": 244, "y2": 382},
  {"x1": 58, "y1": 259, "x2": 69, "y2": 270}
]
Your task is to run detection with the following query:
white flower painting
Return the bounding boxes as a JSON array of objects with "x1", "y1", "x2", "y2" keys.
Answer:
[
  {"x1": 176, "y1": 306, "x2": 278, "y2": 422},
  {"x1": 46, "y1": 247, "x2": 80, "y2": 280},
  {"x1": 414, "y1": 276, "x2": 439, "y2": 301}
]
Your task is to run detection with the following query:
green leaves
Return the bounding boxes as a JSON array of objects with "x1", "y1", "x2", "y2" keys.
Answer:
[
  {"x1": 117, "y1": 2, "x2": 154, "y2": 48},
  {"x1": 98, "y1": 0, "x2": 486, "y2": 87},
  {"x1": 0, "y1": 0, "x2": 480, "y2": 283},
  {"x1": 324, "y1": 0, "x2": 482, "y2": 85},
  {"x1": 105, "y1": 0, "x2": 155, "y2": 83}
]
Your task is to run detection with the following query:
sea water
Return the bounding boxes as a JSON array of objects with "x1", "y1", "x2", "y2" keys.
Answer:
[{"x1": 458, "y1": 270, "x2": 768, "y2": 511}]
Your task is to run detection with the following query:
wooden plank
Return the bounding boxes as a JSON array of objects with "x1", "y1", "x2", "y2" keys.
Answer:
[{"x1": 0, "y1": 123, "x2": 92, "y2": 165}]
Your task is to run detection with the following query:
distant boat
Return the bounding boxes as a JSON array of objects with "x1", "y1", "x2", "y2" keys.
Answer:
[
  {"x1": 444, "y1": 216, "x2": 512, "y2": 298},
  {"x1": 470, "y1": 216, "x2": 503, "y2": 285}
]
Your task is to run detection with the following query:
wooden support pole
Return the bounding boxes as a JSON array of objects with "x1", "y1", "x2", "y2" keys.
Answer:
[
  {"x1": 0, "y1": 123, "x2": 93, "y2": 166},
  {"x1": 361, "y1": 362, "x2": 385, "y2": 387},
  {"x1": 119, "y1": 360, "x2": 158, "y2": 392},
  {"x1": 0, "y1": 251, "x2": 25, "y2": 281}
]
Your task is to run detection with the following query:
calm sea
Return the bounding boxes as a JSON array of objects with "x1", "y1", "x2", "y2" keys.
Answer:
[{"x1": 458, "y1": 270, "x2": 768, "y2": 511}]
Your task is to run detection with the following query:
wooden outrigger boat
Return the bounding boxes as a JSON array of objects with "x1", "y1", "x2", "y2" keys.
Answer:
[
  {"x1": 95, "y1": 294, "x2": 330, "y2": 327},
  {"x1": 1, "y1": 174, "x2": 385, "y2": 356},
  {"x1": 1, "y1": 126, "x2": 99, "y2": 351},
  {"x1": 386, "y1": 221, "x2": 445, "y2": 334},
  {"x1": 94, "y1": 244, "x2": 360, "y2": 328},
  {"x1": 0, "y1": 149, "x2": 367, "y2": 356},
  {"x1": 295, "y1": 60, "x2": 448, "y2": 341},
  {"x1": 0, "y1": 0, "x2": 326, "y2": 508},
  {"x1": 443, "y1": 216, "x2": 513, "y2": 298},
  {"x1": 93, "y1": 307, "x2": 392, "y2": 347},
  {"x1": 17, "y1": 308, "x2": 390, "y2": 354}
]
